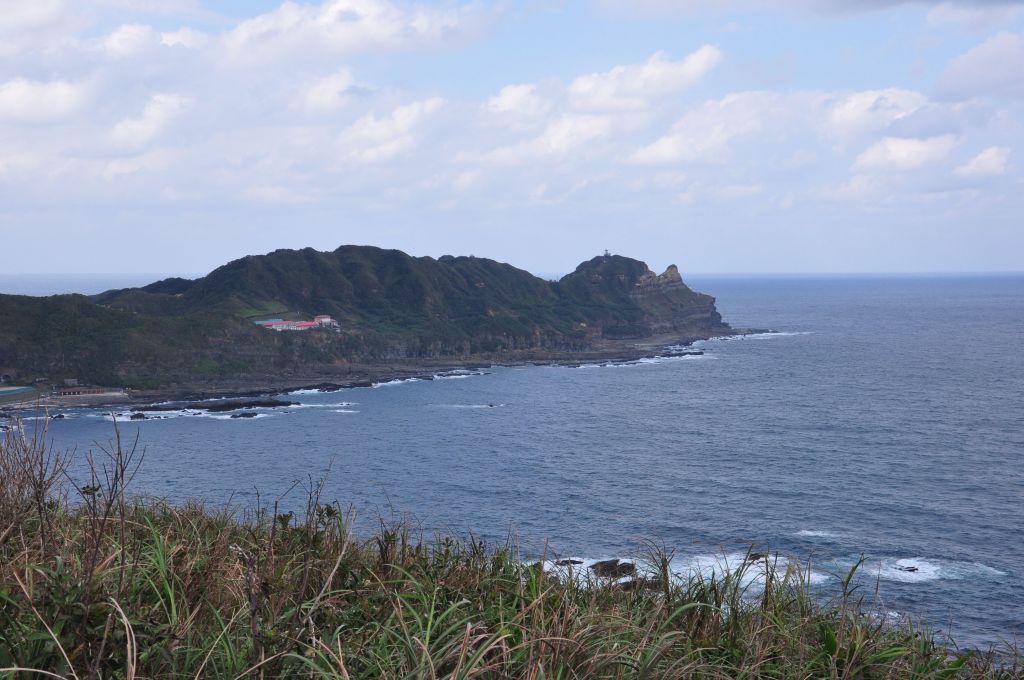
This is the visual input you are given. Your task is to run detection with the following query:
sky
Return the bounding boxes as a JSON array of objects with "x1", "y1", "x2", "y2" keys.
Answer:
[{"x1": 1, "y1": 0, "x2": 1022, "y2": 277}]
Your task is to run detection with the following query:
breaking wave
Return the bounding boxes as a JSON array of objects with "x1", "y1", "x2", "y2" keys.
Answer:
[
  {"x1": 870, "y1": 558, "x2": 1007, "y2": 584},
  {"x1": 796, "y1": 530, "x2": 840, "y2": 538}
]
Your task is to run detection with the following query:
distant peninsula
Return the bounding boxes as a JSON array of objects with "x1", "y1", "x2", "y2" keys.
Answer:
[{"x1": 0, "y1": 246, "x2": 735, "y2": 397}]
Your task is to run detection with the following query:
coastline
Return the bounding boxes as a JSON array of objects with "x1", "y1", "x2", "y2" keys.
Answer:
[{"x1": 1, "y1": 328, "x2": 764, "y2": 412}]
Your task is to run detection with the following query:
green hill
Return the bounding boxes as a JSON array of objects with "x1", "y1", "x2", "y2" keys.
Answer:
[{"x1": 0, "y1": 246, "x2": 730, "y2": 388}]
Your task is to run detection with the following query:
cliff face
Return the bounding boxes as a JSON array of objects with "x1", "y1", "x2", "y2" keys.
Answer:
[
  {"x1": 1, "y1": 247, "x2": 731, "y2": 386},
  {"x1": 557, "y1": 255, "x2": 725, "y2": 339}
]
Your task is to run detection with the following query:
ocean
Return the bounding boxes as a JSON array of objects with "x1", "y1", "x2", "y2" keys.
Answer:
[{"x1": 9, "y1": 275, "x2": 1023, "y2": 649}]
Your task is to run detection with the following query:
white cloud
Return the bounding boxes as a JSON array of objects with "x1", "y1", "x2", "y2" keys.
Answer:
[
  {"x1": 629, "y1": 92, "x2": 778, "y2": 164},
  {"x1": 304, "y1": 69, "x2": 355, "y2": 113},
  {"x1": 486, "y1": 114, "x2": 612, "y2": 164},
  {"x1": 0, "y1": 0, "x2": 64, "y2": 33},
  {"x1": 111, "y1": 93, "x2": 191, "y2": 149},
  {"x1": 0, "y1": 78, "x2": 86, "y2": 122},
  {"x1": 102, "y1": 149, "x2": 177, "y2": 180},
  {"x1": 939, "y1": 32, "x2": 1024, "y2": 99},
  {"x1": 245, "y1": 185, "x2": 311, "y2": 204},
  {"x1": 568, "y1": 46, "x2": 721, "y2": 111},
  {"x1": 485, "y1": 84, "x2": 551, "y2": 118},
  {"x1": 100, "y1": 23, "x2": 160, "y2": 56},
  {"x1": 538, "y1": 114, "x2": 611, "y2": 153},
  {"x1": 926, "y1": 3, "x2": 1024, "y2": 30},
  {"x1": 0, "y1": 150, "x2": 47, "y2": 179},
  {"x1": 955, "y1": 146, "x2": 1010, "y2": 177},
  {"x1": 222, "y1": 0, "x2": 472, "y2": 63},
  {"x1": 594, "y1": 0, "x2": 1020, "y2": 16},
  {"x1": 161, "y1": 27, "x2": 209, "y2": 49},
  {"x1": 452, "y1": 169, "x2": 482, "y2": 191},
  {"x1": 825, "y1": 88, "x2": 928, "y2": 139},
  {"x1": 340, "y1": 97, "x2": 444, "y2": 162},
  {"x1": 854, "y1": 135, "x2": 959, "y2": 170}
]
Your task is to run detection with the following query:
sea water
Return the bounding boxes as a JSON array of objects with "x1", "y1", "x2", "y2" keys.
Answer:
[{"x1": 13, "y1": 275, "x2": 1024, "y2": 649}]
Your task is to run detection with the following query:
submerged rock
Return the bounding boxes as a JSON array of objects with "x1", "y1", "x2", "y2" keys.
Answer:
[{"x1": 230, "y1": 412, "x2": 259, "y2": 419}]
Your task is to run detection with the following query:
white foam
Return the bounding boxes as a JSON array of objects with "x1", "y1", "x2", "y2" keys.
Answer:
[
  {"x1": 373, "y1": 378, "x2": 422, "y2": 387},
  {"x1": 332, "y1": 409, "x2": 359, "y2": 414},
  {"x1": 796, "y1": 530, "x2": 839, "y2": 538},
  {"x1": 206, "y1": 412, "x2": 273, "y2": 421},
  {"x1": 286, "y1": 401, "x2": 358, "y2": 409},
  {"x1": 871, "y1": 557, "x2": 1007, "y2": 584},
  {"x1": 539, "y1": 557, "x2": 637, "y2": 586},
  {"x1": 635, "y1": 354, "x2": 709, "y2": 365},
  {"x1": 672, "y1": 553, "x2": 831, "y2": 587},
  {"x1": 538, "y1": 552, "x2": 830, "y2": 589},
  {"x1": 103, "y1": 410, "x2": 276, "y2": 422},
  {"x1": 434, "y1": 370, "x2": 487, "y2": 380},
  {"x1": 566, "y1": 354, "x2": 710, "y2": 370},
  {"x1": 699, "y1": 331, "x2": 811, "y2": 346},
  {"x1": 102, "y1": 409, "x2": 205, "y2": 421},
  {"x1": 286, "y1": 388, "x2": 324, "y2": 395}
]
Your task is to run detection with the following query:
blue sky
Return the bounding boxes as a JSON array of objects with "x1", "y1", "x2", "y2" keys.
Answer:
[{"x1": 1, "y1": 0, "x2": 1022, "y2": 276}]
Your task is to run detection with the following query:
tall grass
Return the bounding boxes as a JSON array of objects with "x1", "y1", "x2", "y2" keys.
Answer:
[{"x1": 0, "y1": 417, "x2": 1019, "y2": 679}]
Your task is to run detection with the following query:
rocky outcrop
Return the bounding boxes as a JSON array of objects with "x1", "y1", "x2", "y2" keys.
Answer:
[
  {"x1": 589, "y1": 559, "x2": 637, "y2": 578},
  {"x1": 634, "y1": 264, "x2": 684, "y2": 291},
  {"x1": 133, "y1": 398, "x2": 295, "y2": 413}
]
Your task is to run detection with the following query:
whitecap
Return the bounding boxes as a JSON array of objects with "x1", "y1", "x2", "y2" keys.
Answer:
[
  {"x1": 332, "y1": 409, "x2": 359, "y2": 414},
  {"x1": 701, "y1": 331, "x2": 812, "y2": 344},
  {"x1": 871, "y1": 557, "x2": 1006, "y2": 584},
  {"x1": 287, "y1": 401, "x2": 358, "y2": 409},
  {"x1": 286, "y1": 388, "x2": 324, "y2": 395},
  {"x1": 672, "y1": 552, "x2": 831, "y2": 587},
  {"x1": 635, "y1": 354, "x2": 710, "y2": 365},
  {"x1": 796, "y1": 530, "x2": 839, "y2": 538},
  {"x1": 434, "y1": 370, "x2": 487, "y2": 380},
  {"x1": 373, "y1": 378, "x2": 421, "y2": 387},
  {"x1": 205, "y1": 412, "x2": 273, "y2": 421}
]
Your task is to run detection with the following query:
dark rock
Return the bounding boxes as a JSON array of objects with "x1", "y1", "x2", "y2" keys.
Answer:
[
  {"x1": 136, "y1": 398, "x2": 295, "y2": 413},
  {"x1": 129, "y1": 413, "x2": 146, "y2": 420},
  {"x1": 589, "y1": 559, "x2": 636, "y2": 578},
  {"x1": 897, "y1": 565, "x2": 919, "y2": 573},
  {"x1": 230, "y1": 412, "x2": 259, "y2": 419},
  {"x1": 51, "y1": 413, "x2": 65, "y2": 419},
  {"x1": 747, "y1": 553, "x2": 768, "y2": 561},
  {"x1": 555, "y1": 559, "x2": 584, "y2": 566},
  {"x1": 618, "y1": 578, "x2": 664, "y2": 593}
]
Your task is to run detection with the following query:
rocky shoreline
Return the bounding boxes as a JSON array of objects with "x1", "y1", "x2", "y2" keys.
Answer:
[{"x1": 1, "y1": 329, "x2": 767, "y2": 414}]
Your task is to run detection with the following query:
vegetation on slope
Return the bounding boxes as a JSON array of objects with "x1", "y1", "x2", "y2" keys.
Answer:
[
  {"x1": 0, "y1": 247, "x2": 730, "y2": 387},
  {"x1": 0, "y1": 422, "x2": 1017, "y2": 679}
]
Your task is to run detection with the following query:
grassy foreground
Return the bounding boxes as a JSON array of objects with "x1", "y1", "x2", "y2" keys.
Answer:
[{"x1": 0, "y1": 422, "x2": 1019, "y2": 679}]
